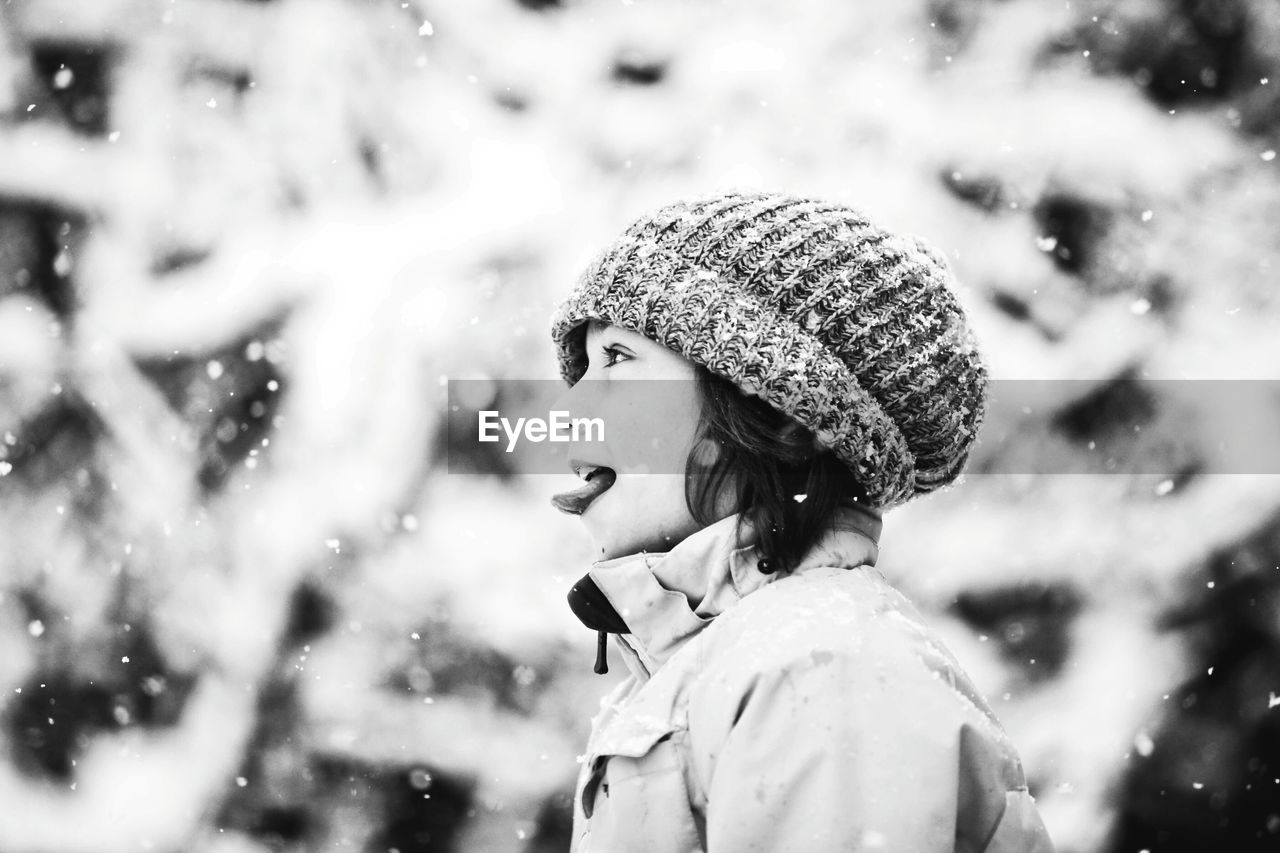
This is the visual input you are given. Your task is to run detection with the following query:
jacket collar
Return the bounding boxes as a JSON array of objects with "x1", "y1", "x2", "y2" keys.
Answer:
[{"x1": 587, "y1": 501, "x2": 883, "y2": 679}]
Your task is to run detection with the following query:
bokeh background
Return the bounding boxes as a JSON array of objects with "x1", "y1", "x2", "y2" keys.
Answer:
[{"x1": 2, "y1": 0, "x2": 1279, "y2": 851}]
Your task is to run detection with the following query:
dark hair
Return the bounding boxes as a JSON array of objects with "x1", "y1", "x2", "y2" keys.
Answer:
[{"x1": 684, "y1": 364, "x2": 871, "y2": 575}]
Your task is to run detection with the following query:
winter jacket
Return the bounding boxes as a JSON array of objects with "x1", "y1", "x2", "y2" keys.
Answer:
[{"x1": 570, "y1": 503, "x2": 1056, "y2": 853}]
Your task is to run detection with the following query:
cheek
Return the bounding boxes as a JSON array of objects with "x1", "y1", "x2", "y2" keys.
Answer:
[
  {"x1": 608, "y1": 431, "x2": 692, "y2": 476},
  {"x1": 618, "y1": 474, "x2": 686, "y2": 509},
  {"x1": 597, "y1": 476, "x2": 693, "y2": 531},
  {"x1": 602, "y1": 389, "x2": 699, "y2": 474}
]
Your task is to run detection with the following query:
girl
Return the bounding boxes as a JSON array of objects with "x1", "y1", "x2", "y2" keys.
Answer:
[{"x1": 548, "y1": 192, "x2": 1055, "y2": 853}]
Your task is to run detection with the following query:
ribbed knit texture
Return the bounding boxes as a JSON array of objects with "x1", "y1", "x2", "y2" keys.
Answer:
[{"x1": 549, "y1": 191, "x2": 988, "y2": 510}]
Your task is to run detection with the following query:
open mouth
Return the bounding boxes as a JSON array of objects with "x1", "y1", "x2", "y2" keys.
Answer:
[{"x1": 551, "y1": 465, "x2": 617, "y2": 516}]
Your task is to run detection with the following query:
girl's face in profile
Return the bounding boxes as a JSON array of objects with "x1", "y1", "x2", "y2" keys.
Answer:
[{"x1": 554, "y1": 321, "x2": 719, "y2": 560}]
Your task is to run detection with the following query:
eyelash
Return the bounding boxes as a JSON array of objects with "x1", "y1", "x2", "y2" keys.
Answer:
[{"x1": 599, "y1": 345, "x2": 631, "y2": 367}]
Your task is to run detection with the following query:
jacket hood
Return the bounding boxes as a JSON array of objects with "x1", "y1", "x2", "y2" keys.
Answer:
[{"x1": 587, "y1": 501, "x2": 883, "y2": 677}]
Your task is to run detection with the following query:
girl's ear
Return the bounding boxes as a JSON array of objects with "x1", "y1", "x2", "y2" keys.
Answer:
[
  {"x1": 778, "y1": 420, "x2": 817, "y2": 445},
  {"x1": 779, "y1": 420, "x2": 826, "y2": 457},
  {"x1": 691, "y1": 436, "x2": 721, "y2": 467}
]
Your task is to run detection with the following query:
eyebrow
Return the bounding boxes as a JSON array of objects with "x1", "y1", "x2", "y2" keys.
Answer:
[{"x1": 588, "y1": 324, "x2": 629, "y2": 349}]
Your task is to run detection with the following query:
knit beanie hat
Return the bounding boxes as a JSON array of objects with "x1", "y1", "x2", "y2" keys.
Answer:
[{"x1": 549, "y1": 191, "x2": 988, "y2": 511}]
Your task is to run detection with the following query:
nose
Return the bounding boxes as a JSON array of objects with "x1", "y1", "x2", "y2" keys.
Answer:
[
  {"x1": 550, "y1": 372, "x2": 601, "y2": 416},
  {"x1": 548, "y1": 378, "x2": 605, "y2": 467},
  {"x1": 548, "y1": 379, "x2": 590, "y2": 442},
  {"x1": 549, "y1": 382, "x2": 574, "y2": 416}
]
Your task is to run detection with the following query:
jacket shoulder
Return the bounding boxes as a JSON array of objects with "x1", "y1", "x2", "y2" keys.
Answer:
[
  {"x1": 693, "y1": 566, "x2": 1009, "y2": 734},
  {"x1": 698, "y1": 566, "x2": 932, "y2": 668}
]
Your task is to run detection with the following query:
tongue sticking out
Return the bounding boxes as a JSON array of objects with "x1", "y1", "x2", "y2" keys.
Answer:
[{"x1": 551, "y1": 468, "x2": 617, "y2": 516}]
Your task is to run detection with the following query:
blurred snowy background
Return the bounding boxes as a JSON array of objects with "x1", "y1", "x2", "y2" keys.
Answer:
[{"x1": 1, "y1": 0, "x2": 1279, "y2": 851}]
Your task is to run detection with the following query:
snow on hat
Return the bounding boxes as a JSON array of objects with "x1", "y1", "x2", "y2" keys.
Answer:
[{"x1": 549, "y1": 191, "x2": 988, "y2": 510}]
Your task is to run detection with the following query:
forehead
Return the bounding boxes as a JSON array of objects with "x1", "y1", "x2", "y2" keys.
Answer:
[
  {"x1": 585, "y1": 321, "x2": 647, "y2": 347},
  {"x1": 585, "y1": 319, "x2": 616, "y2": 340}
]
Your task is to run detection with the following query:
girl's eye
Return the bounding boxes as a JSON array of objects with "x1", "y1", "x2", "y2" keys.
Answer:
[{"x1": 600, "y1": 345, "x2": 632, "y2": 368}]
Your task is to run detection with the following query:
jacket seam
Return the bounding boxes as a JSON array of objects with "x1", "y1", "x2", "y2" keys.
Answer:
[{"x1": 976, "y1": 789, "x2": 1012, "y2": 853}]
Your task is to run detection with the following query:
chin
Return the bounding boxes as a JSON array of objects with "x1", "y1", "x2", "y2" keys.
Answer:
[
  {"x1": 586, "y1": 527, "x2": 649, "y2": 561},
  {"x1": 592, "y1": 537, "x2": 639, "y2": 561},
  {"x1": 583, "y1": 505, "x2": 696, "y2": 560}
]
